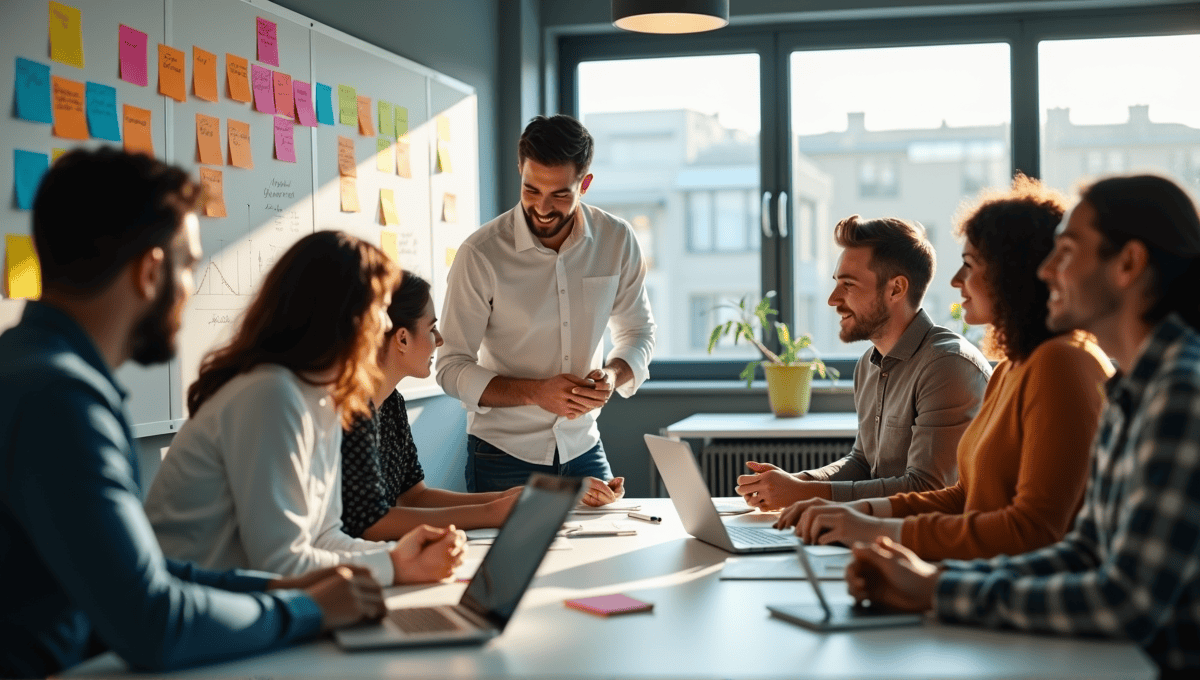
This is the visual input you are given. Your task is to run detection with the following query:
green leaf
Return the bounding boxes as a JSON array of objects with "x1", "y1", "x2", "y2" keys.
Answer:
[
  {"x1": 706, "y1": 324, "x2": 724, "y2": 354},
  {"x1": 775, "y1": 321, "x2": 791, "y2": 345},
  {"x1": 739, "y1": 362, "x2": 757, "y2": 387}
]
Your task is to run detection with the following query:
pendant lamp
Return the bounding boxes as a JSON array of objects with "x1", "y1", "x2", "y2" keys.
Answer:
[{"x1": 612, "y1": 0, "x2": 729, "y2": 34}]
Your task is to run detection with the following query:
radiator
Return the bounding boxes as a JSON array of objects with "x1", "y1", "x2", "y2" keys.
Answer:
[{"x1": 696, "y1": 438, "x2": 852, "y2": 497}]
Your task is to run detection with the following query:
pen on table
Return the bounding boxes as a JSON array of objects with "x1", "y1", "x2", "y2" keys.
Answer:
[{"x1": 627, "y1": 512, "x2": 661, "y2": 524}]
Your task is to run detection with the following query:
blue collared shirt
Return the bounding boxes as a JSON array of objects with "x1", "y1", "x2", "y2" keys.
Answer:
[{"x1": 0, "y1": 302, "x2": 322, "y2": 676}]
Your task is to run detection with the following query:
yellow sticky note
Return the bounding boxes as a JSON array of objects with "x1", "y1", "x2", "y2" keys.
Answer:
[
  {"x1": 381, "y1": 230, "x2": 399, "y2": 262},
  {"x1": 5, "y1": 234, "x2": 42, "y2": 300},
  {"x1": 376, "y1": 137, "x2": 393, "y2": 173},
  {"x1": 49, "y1": 2, "x2": 85, "y2": 69},
  {"x1": 51, "y1": 148, "x2": 68, "y2": 163},
  {"x1": 340, "y1": 176, "x2": 359, "y2": 212},
  {"x1": 395, "y1": 137, "x2": 411, "y2": 178},
  {"x1": 380, "y1": 188, "x2": 399, "y2": 226},
  {"x1": 445, "y1": 247, "x2": 457, "y2": 267},
  {"x1": 442, "y1": 193, "x2": 457, "y2": 223},
  {"x1": 437, "y1": 115, "x2": 450, "y2": 142},
  {"x1": 437, "y1": 141, "x2": 452, "y2": 174}
]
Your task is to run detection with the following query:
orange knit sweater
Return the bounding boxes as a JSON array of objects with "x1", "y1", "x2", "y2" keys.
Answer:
[{"x1": 888, "y1": 331, "x2": 1113, "y2": 561}]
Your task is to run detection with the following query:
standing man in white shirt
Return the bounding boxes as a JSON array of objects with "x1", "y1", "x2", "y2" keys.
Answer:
[{"x1": 436, "y1": 115, "x2": 655, "y2": 506}]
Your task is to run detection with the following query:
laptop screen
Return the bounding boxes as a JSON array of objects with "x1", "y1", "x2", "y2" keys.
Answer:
[{"x1": 460, "y1": 474, "x2": 583, "y2": 628}]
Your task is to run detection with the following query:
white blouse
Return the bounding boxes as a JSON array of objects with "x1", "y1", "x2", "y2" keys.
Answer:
[{"x1": 146, "y1": 364, "x2": 395, "y2": 583}]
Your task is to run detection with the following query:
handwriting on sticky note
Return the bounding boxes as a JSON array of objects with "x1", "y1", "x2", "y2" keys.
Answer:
[
  {"x1": 381, "y1": 230, "x2": 399, "y2": 261},
  {"x1": 119, "y1": 25, "x2": 149, "y2": 86},
  {"x1": 52, "y1": 76, "x2": 88, "y2": 140},
  {"x1": 226, "y1": 53, "x2": 251, "y2": 102},
  {"x1": 196, "y1": 113, "x2": 222, "y2": 165},
  {"x1": 5, "y1": 234, "x2": 42, "y2": 300},
  {"x1": 250, "y1": 64, "x2": 274, "y2": 114},
  {"x1": 158, "y1": 44, "x2": 186, "y2": 102},
  {"x1": 272, "y1": 71, "x2": 293, "y2": 120},
  {"x1": 273, "y1": 116, "x2": 295, "y2": 163},
  {"x1": 315, "y1": 82, "x2": 334, "y2": 125},
  {"x1": 199, "y1": 168, "x2": 227, "y2": 218},
  {"x1": 338, "y1": 85, "x2": 356, "y2": 126},
  {"x1": 356, "y1": 96, "x2": 374, "y2": 136},
  {"x1": 338, "y1": 136, "x2": 356, "y2": 177},
  {"x1": 293, "y1": 81, "x2": 316, "y2": 126},
  {"x1": 49, "y1": 1, "x2": 84, "y2": 69},
  {"x1": 395, "y1": 106, "x2": 409, "y2": 135},
  {"x1": 193, "y1": 46, "x2": 218, "y2": 102},
  {"x1": 380, "y1": 189, "x2": 399, "y2": 226},
  {"x1": 85, "y1": 81, "x2": 120, "y2": 142},
  {"x1": 256, "y1": 17, "x2": 279, "y2": 66},
  {"x1": 378, "y1": 101, "x2": 394, "y2": 138},
  {"x1": 15, "y1": 58, "x2": 53, "y2": 124},
  {"x1": 396, "y1": 138, "x2": 412, "y2": 178},
  {"x1": 376, "y1": 137, "x2": 393, "y2": 173},
  {"x1": 442, "y1": 193, "x2": 458, "y2": 223},
  {"x1": 227, "y1": 119, "x2": 253, "y2": 169},
  {"x1": 123, "y1": 104, "x2": 154, "y2": 157},
  {"x1": 340, "y1": 176, "x2": 359, "y2": 212},
  {"x1": 13, "y1": 149, "x2": 49, "y2": 211}
]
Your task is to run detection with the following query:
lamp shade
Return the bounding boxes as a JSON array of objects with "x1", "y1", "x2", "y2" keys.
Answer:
[{"x1": 612, "y1": 0, "x2": 729, "y2": 34}]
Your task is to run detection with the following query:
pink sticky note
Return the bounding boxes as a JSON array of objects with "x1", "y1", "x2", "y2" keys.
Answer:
[
  {"x1": 119, "y1": 25, "x2": 148, "y2": 87},
  {"x1": 272, "y1": 71, "x2": 293, "y2": 120},
  {"x1": 273, "y1": 115, "x2": 295, "y2": 162},
  {"x1": 250, "y1": 64, "x2": 274, "y2": 114},
  {"x1": 293, "y1": 80, "x2": 316, "y2": 127},
  {"x1": 256, "y1": 17, "x2": 279, "y2": 66}
]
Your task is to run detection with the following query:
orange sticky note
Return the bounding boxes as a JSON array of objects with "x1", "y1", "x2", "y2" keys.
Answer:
[
  {"x1": 49, "y1": 2, "x2": 85, "y2": 69},
  {"x1": 340, "y1": 176, "x2": 359, "y2": 212},
  {"x1": 396, "y1": 137, "x2": 411, "y2": 178},
  {"x1": 199, "y1": 168, "x2": 227, "y2": 218},
  {"x1": 226, "y1": 53, "x2": 251, "y2": 103},
  {"x1": 437, "y1": 115, "x2": 450, "y2": 142},
  {"x1": 196, "y1": 113, "x2": 222, "y2": 165},
  {"x1": 356, "y1": 95, "x2": 373, "y2": 136},
  {"x1": 123, "y1": 104, "x2": 154, "y2": 157},
  {"x1": 158, "y1": 44, "x2": 186, "y2": 102},
  {"x1": 193, "y1": 46, "x2": 218, "y2": 102},
  {"x1": 228, "y1": 118, "x2": 253, "y2": 169},
  {"x1": 437, "y1": 141, "x2": 452, "y2": 174},
  {"x1": 442, "y1": 193, "x2": 457, "y2": 223},
  {"x1": 381, "y1": 230, "x2": 399, "y2": 262},
  {"x1": 5, "y1": 234, "x2": 42, "y2": 300},
  {"x1": 380, "y1": 188, "x2": 399, "y2": 226},
  {"x1": 376, "y1": 137, "x2": 393, "y2": 172},
  {"x1": 337, "y1": 135, "x2": 356, "y2": 177},
  {"x1": 51, "y1": 76, "x2": 88, "y2": 140}
]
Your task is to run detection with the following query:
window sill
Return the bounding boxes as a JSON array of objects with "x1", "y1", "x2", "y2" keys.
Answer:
[{"x1": 637, "y1": 378, "x2": 852, "y2": 395}]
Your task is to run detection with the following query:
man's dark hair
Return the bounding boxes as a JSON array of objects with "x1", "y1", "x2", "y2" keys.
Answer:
[
  {"x1": 517, "y1": 114, "x2": 594, "y2": 177},
  {"x1": 33, "y1": 147, "x2": 199, "y2": 296},
  {"x1": 833, "y1": 214, "x2": 935, "y2": 308},
  {"x1": 1083, "y1": 175, "x2": 1200, "y2": 330}
]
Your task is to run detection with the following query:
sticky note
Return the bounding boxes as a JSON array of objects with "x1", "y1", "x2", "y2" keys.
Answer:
[
  {"x1": 49, "y1": 2, "x2": 84, "y2": 69},
  {"x1": 5, "y1": 234, "x2": 42, "y2": 300},
  {"x1": 15, "y1": 58, "x2": 53, "y2": 124},
  {"x1": 226, "y1": 53, "x2": 251, "y2": 102},
  {"x1": 256, "y1": 17, "x2": 279, "y2": 66},
  {"x1": 293, "y1": 80, "x2": 316, "y2": 126},
  {"x1": 119, "y1": 25, "x2": 148, "y2": 86},
  {"x1": 356, "y1": 96, "x2": 374, "y2": 136},
  {"x1": 380, "y1": 188, "x2": 399, "y2": 226},
  {"x1": 338, "y1": 84, "x2": 356, "y2": 126},
  {"x1": 227, "y1": 118, "x2": 252, "y2": 169},
  {"x1": 437, "y1": 141, "x2": 452, "y2": 174},
  {"x1": 437, "y1": 115, "x2": 450, "y2": 142},
  {"x1": 14, "y1": 150, "x2": 49, "y2": 210},
  {"x1": 158, "y1": 44, "x2": 186, "y2": 102},
  {"x1": 51, "y1": 148, "x2": 68, "y2": 163},
  {"x1": 392, "y1": 107, "x2": 407, "y2": 136},
  {"x1": 395, "y1": 138, "x2": 411, "y2": 178},
  {"x1": 445, "y1": 247, "x2": 457, "y2": 267},
  {"x1": 196, "y1": 113, "x2": 222, "y2": 165},
  {"x1": 376, "y1": 137, "x2": 393, "y2": 172},
  {"x1": 250, "y1": 64, "x2": 274, "y2": 114},
  {"x1": 123, "y1": 104, "x2": 154, "y2": 157},
  {"x1": 337, "y1": 136, "x2": 355, "y2": 177},
  {"x1": 442, "y1": 193, "x2": 457, "y2": 223},
  {"x1": 193, "y1": 46, "x2": 218, "y2": 102},
  {"x1": 84, "y1": 81, "x2": 120, "y2": 141},
  {"x1": 51, "y1": 76, "x2": 88, "y2": 140},
  {"x1": 315, "y1": 82, "x2": 334, "y2": 125},
  {"x1": 340, "y1": 176, "x2": 359, "y2": 212},
  {"x1": 272, "y1": 71, "x2": 293, "y2": 120},
  {"x1": 198, "y1": 168, "x2": 226, "y2": 218},
  {"x1": 273, "y1": 116, "x2": 295, "y2": 163},
  {"x1": 378, "y1": 101, "x2": 394, "y2": 138},
  {"x1": 381, "y1": 230, "x2": 399, "y2": 261}
]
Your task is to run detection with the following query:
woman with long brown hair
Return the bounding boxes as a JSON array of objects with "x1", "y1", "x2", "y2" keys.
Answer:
[{"x1": 146, "y1": 231, "x2": 464, "y2": 586}]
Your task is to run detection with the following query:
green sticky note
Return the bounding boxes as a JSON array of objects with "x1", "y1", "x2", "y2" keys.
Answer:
[
  {"x1": 378, "y1": 100, "x2": 394, "y2": 138},
  {"x1": 338, "y1": 84, "x2": 357, "y2": 126},
  {"x1": 395, "y1": 106, "x2": 408, "y2": 136}
]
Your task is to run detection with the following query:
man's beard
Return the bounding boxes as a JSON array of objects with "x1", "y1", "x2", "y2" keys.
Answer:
[
  {"x1": 129, "y1": 267, "x2": 179, "y2": 366},
  {"x1": 839, "y1": 291, "x2": 891, "y2": 343},
  {"x1": 524, "y1": 207, "x2": 573, "y2": 241}
]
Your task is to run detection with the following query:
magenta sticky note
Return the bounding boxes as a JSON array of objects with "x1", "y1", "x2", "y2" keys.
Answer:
[
  {"x1": 119, "y1": 24, "x2": 148, "y2": 87},
  {"x1": 256, "y1": 17, "x2": 279, "y2": 66},
  {"x1": 272, "y1": 71, "x2": 293, "y2": 120},
  {"x1": 273, "y1": 115, "x2": 295, "y2": 163},
  {"x1": 250, "y1": 64, "x2": 274, "y2": 114},
  {"x1": 293, "y1": 80, "x2": 316, "y2": 127}
]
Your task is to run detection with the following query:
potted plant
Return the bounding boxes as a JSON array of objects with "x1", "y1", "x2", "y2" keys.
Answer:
[{"x1": 706, "y1": 291, "x2": 839, "y2": 418}]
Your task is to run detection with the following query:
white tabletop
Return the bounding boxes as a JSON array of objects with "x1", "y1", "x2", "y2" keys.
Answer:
[
  {"x1": 66, "y1": 499, "x2": 1154, "y2": 679},
  {"x1": 665, "y1": 411, "x2": 859, "y2": 439}
]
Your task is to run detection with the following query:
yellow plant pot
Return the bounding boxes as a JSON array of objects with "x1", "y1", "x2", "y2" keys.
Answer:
[{"x1": 763, "y1": 363, "x2": 815, "y2": 418}]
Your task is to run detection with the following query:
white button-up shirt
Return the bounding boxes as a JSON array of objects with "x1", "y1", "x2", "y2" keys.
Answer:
[{"x1": 436, "y1": 203, "x2": 656, "y2": 465}]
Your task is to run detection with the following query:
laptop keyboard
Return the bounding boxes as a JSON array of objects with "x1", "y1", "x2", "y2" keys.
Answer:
[
  {"x1": 726, "y1": 525, "x2": 794, "y2": 546},
  {"x1": 388, "y1": 607, "x2": 463, "y2": 634}
]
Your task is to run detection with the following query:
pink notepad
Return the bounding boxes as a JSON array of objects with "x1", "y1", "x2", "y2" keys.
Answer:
[{"x1": 564, "y1": 594, "x2": 653, "y2": 617}]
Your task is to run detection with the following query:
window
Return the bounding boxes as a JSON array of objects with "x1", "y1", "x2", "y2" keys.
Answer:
[
  {"x1": 858, "y1": 157, "x2": 899, "y2": 198},
  {"x1": 685, "y1": 189, "x2": 757, "y2": 253},
  {"x1": 689, "y1": 292, "x2": 760, "y2": 356}
]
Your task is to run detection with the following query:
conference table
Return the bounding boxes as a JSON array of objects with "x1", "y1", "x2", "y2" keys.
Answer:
[{"x1": 66, "y1": 499, "x2": 1155, "y2": 679}]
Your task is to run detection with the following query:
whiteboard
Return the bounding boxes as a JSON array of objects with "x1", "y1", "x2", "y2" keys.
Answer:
[{"x1": 0, "y1": 0, "x2": 479, "y2": 433}]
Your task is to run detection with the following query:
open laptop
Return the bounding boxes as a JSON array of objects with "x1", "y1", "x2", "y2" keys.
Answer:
[
  {"x1": 644, "y1": 434, "x2": 800, "y2": 553},
  {"x1": 335, "y1": 473, "x2": 584, "y2": 650},
  {"x1": 766, "y1": 543, "x2": 923, "y2": 631}
]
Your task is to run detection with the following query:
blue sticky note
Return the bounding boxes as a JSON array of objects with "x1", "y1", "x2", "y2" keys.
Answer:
[
  {"x1": 15, "y1": 57, "x2": 53, "y2": 124},
  {"x1": 14, "y1": 150, "x2": 49, "y2": 210},
  {"x1": 316, "y1": 82, "x2": 334, "y2": 126},
  {"x1": 85, "y1": 81, "x2": 121, "y2": 142}
]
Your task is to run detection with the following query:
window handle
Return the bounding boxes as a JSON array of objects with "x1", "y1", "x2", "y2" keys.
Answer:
[
  {"x1": 761, "y1": 191, "x2": 773, "y2": 238},
  {"x1": 777, "y1": 191, "x2": 789, "y2": 238}
]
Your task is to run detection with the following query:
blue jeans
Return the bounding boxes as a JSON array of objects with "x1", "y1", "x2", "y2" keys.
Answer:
[{"x1": 465, "y1": 435, "x2": 613, "y2": 492}]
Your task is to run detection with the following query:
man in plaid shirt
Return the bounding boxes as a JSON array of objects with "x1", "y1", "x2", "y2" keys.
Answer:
[{"x1": 844, "y1": 174, "x2": 1200, "y2": 679}]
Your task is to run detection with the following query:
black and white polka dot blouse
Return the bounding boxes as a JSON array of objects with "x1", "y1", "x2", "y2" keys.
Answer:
[{"x1": 339, "y1": 391, "x2": 424, "y2": 538}]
